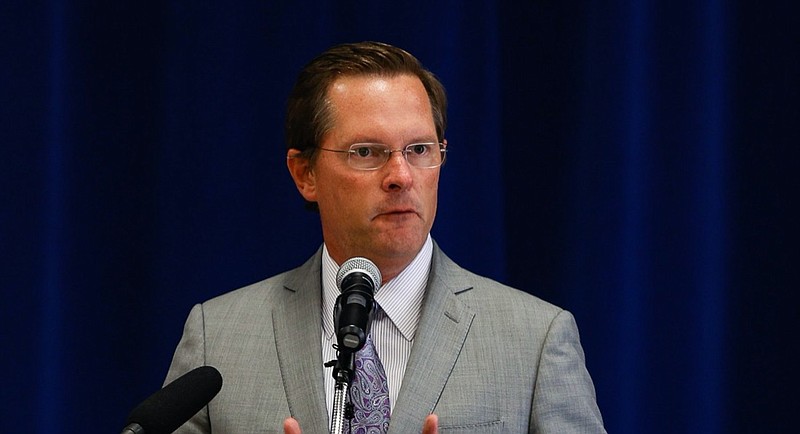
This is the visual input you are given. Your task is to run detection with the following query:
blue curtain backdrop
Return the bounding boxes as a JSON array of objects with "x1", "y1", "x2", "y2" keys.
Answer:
[{"x1": 2, "y1": 1, "x2": 798, "y2": 433}]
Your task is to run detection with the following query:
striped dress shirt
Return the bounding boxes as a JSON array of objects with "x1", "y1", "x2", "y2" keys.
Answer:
[{"x1": 321, "y1": 235, "x2": 433, "y2": 423}]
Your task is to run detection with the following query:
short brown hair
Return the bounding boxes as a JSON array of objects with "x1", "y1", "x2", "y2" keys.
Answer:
[{"x1": 285, "y1": 41, "x2": 447, "y2": 160}]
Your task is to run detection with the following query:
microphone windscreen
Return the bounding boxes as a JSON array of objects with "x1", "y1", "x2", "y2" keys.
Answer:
[
  {"x1": 126, "y1": 366, "x2": 222, "y2": 434},
  {"x1": 336, "y1": 257, "x2": 381, "y2": 292}
]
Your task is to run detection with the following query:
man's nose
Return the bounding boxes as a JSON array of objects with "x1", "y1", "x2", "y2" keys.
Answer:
[{"x1": 382, "y1": 150, "x2": 413, "y2": 191}]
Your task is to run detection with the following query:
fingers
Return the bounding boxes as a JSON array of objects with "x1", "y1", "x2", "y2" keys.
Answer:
[
  {"x1": 283, "y1": 417, "x2": 302, "y2": 434},
  {"x1": 422, "y1": 413, "x2": 439, "y2": 434}
]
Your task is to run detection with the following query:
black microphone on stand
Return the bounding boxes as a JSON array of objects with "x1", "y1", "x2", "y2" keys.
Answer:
[
  {"x1": 328, "y1": 257, "x2": 382, "y2": 434},
  {"x1": 121, "y1": 365, "x2": 222, "y2": 434},
  {"x1": 334, "y1": 257, "x2": 382, "y2": 353}
]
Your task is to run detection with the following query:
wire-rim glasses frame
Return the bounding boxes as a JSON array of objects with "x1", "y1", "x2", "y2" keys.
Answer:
[{"x1": 317, "y1": 142, "x2": 447, "y2": 170}]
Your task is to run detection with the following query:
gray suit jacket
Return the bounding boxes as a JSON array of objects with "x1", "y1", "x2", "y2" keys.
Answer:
[{"x1": 165, "y1": 244, "x2": 605, "y2": 433}]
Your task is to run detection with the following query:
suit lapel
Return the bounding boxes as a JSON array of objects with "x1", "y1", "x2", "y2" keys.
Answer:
[
  {"x1": 389, "y1": 246, "x2": 475, "y2": 433},
  {"x1": 273, "y1": 251, "x2": 330, "y2": 433}
]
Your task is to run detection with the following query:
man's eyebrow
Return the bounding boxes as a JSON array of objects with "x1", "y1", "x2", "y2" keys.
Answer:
[{"x1": 343, "y1": 136, "x2": 439, "y2": 145}]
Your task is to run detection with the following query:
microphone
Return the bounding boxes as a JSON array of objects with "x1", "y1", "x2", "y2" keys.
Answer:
[
  {"x1": 121, "y1": 365, "x2": 223, "y2": 434},
  {"x1": 334, "y1": 257, "x2": 382, "y2": 353}
]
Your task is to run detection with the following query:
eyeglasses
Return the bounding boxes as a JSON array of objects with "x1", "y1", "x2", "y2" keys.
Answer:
[{"x1": 318, "y1": 142, "x2": 447, "y2": 170}]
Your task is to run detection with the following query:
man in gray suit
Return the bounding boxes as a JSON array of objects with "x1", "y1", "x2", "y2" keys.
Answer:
[{"x1": 165, "y1": 41, "x2": 605, "y2": 433}]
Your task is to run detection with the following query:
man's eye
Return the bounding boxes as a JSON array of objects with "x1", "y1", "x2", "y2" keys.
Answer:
[
  {"x1": 353, "y1": 147, "x2": 373, "y2": 157},
  {"x1": 410, "y1": 144, "x2": 429, "y2": 155}
]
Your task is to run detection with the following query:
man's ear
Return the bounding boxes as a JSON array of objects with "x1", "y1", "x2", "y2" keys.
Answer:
[{"x1": 286, "y1": 149, "x2": 317, "y2": 202}]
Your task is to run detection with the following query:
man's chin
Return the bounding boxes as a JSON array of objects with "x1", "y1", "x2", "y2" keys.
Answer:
[{"x1": 372, "y1": 233, "x2": 426, "y2": 258}]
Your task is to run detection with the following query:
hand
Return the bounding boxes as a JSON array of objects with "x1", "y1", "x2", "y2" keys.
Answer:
[
  {"x1": 422, "y1": 413, "x2": 439, "y2": 434},
  {"x1": 283, "y1": 417, "x2": 301, "y2": 434},
  {"x1": 282, "y1": 414, "x2": 438, "y2": 434}
]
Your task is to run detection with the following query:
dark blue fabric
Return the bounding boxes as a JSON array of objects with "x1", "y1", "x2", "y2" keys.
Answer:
[{"x1": 2, "y1": 1, "x2": 797, "y2": 433}]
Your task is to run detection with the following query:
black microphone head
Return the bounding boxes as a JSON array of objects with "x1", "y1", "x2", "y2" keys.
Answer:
[
  {"x1": 336, "y1": 257, "x2": 381, "y2": 293},
  {"x1": 125, "y1": 366, "x2": 222, "y2": 434},
  {"x1": 334, "y1": 257, "x2": 381, "y2": 352}
]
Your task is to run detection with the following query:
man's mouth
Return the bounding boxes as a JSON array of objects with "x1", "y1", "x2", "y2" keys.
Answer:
[{"x1": 374, "y1": 208, "x2": 417, "y2": 219}]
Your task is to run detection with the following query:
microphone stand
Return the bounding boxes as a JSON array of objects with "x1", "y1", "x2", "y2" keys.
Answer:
[{"x1": 327, "y1": 351, "x2": 356, "y2": 434}]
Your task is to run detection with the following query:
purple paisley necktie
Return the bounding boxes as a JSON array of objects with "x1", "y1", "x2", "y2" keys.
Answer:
[{"x1": 345, "y1": 333, "x2": 391, "y2": 433}]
